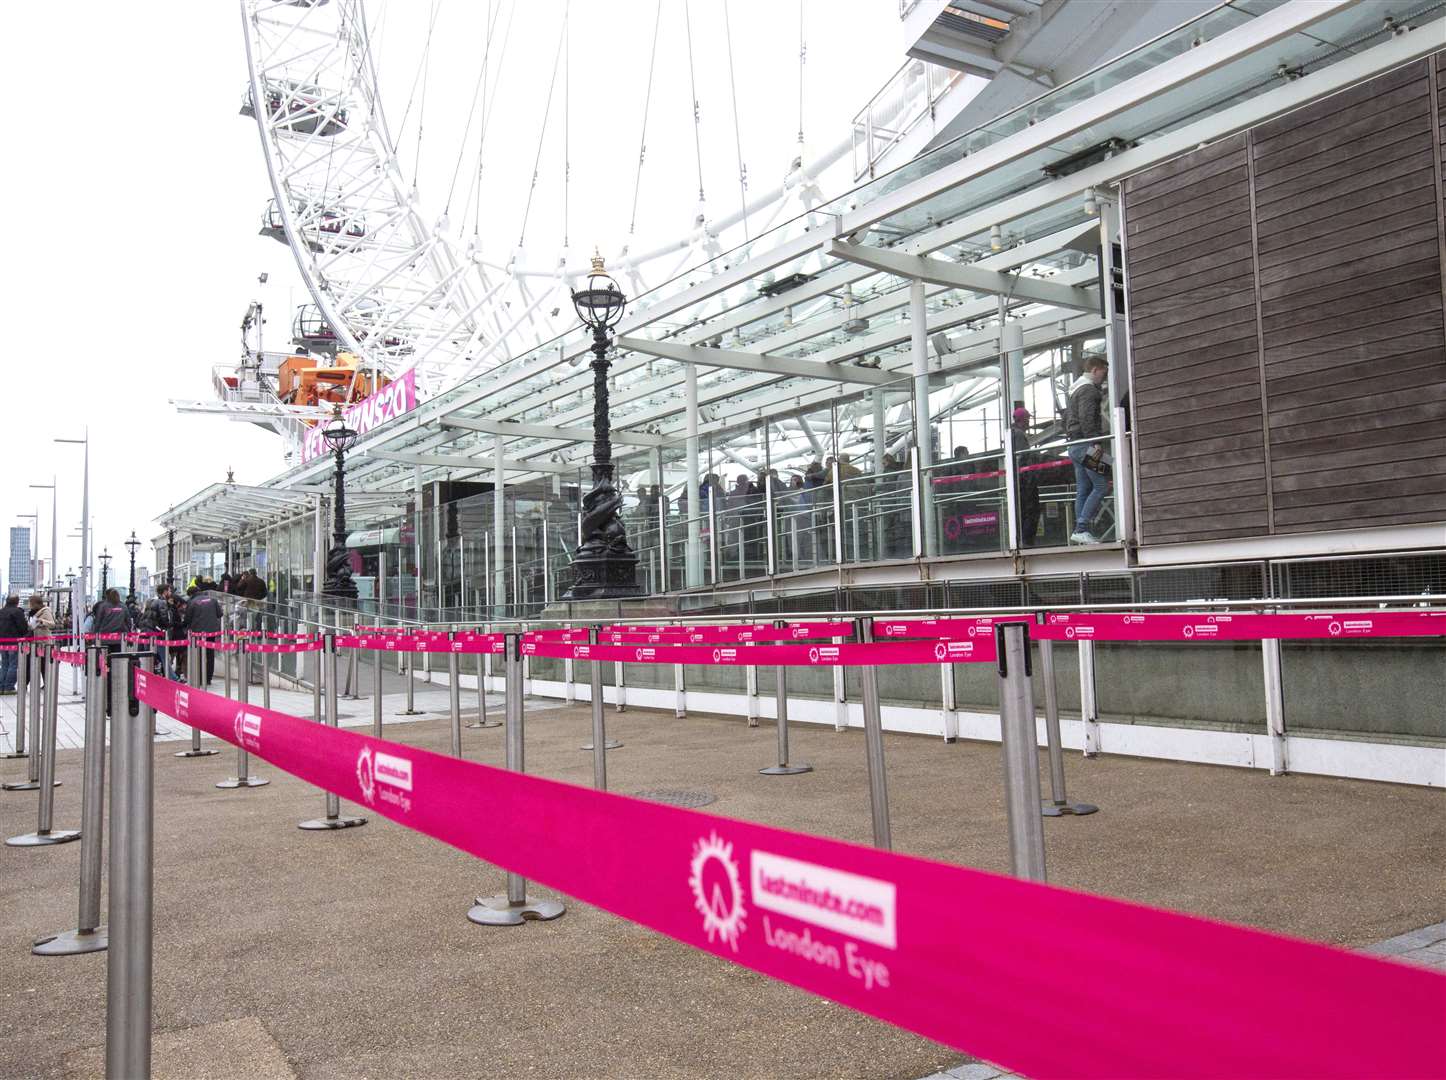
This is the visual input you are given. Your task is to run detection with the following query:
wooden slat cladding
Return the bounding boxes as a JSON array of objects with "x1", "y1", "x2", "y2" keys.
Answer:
[
  {"x1": 1252, "y1": 56, "x2": 1446, "y2": 534},
  {"x1": 1124, "y1": 133, "x2": 1267, "y2": 545},
  {"x1": 1122, "y1": 55, "x2": 1446, "y2": 548}
]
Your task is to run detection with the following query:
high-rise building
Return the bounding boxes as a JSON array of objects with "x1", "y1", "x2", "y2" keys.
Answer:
[{"x1": 8, "y1": 527, "x2": 33, "y2": 596}]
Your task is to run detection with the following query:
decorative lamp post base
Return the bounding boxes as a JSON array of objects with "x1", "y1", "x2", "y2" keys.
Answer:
[{"x1": 563, "y1": 554, "x2": 644, "y2": 601}]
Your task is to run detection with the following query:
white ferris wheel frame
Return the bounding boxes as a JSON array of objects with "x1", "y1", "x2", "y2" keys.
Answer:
[{"x1": 239, "y1": 0, "x2": 851, "y2": 407}]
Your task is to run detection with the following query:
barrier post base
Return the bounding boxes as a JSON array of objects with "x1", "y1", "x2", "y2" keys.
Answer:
[
  {"x1": 174, "y1": 747, "x2": 220, "y2": 758},
  {"x1": 1, "y1": 750, "x2": 29, "y2": 759},
  {"x1": 395, "y1": 709, "x2": 425, "y2": 717},
  {"x1": 466, "y1": 717, "x2": 501, "y2": 729},
  {"x1": 6, "y1": 828, "x2": 80, "y2": 847},
  {"x1": 760, "y1": 763, "x2": 813, "y2": 776},
  {"x1": 1, "y1": 780, "x2": 59, "y2": 791},
  {"x1": 298, "y1": 815, "x2": 367, "y2": 831},
  {"x1": 467, "y1": 895, "x2": 565, "y2": 926},
  {"x1": 215, "y1": 777, "x2": 270, "y2": 789},
  {"x1": 32, "y1": 926, "x2": 108, "y2": 956},
  {"x1": 580, "y1": 739, "x2": 621, "y2": 751},
  {"x1": 1042, "y1": 799, "x2": 1099, "y2": 817}
]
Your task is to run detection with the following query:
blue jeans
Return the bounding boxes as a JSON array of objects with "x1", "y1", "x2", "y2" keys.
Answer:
[
  {"x1": 0, "y1": 649, "x2": 15, "y2": 691},
  {"x1": 1069, "y1": 443, "x2": 1111, "y2": 534}
]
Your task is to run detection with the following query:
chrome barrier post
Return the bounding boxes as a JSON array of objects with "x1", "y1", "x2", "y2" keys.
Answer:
[
  {"x1": 588, "y1": 628, "x2": 607, "y2": 789},
  {"x1": 372, "y1": 636, "x2": 384, "y2": 737},
  {"x1": 34, "y1": 644, "x2": 109, "y2": 953},
  {"x1": 343, "y1": 614, "x2": 360, "y2": 700},
  {"x1": 261, "y1": 640, "x2": 271, "y2": 711},
  {"x1": 3, "y1": 640, "x2": 27, "y2": 758},
  {"x1": 996, "y1": 622, "x2": 1047, "y2": 882},
  {"x1": 580, "y1": 627, "x2": 621, "y2": 752},
  {"x1": 8, "y1": 646, "x2": 80, "y2": 845},
  {"x1": 762, "y1": 623, "x2": 811, "y2": 776},
  {"x1": 614, "y1": 661, "x2": 625, "y2": 713},
  {"x1": 104, "y1": 654, "x2": 152, "y2": 1080},
  {"x1": 216, "y1": 641, "x2": 267, "y2": 790},
  {"x1": 468, "y1": 633, "x2": 564, "y2": 926},
  {"x1": 468, "y1": 630, "x2": 499, "y2": 730},
  {"x1": 300, "y1": 634, "x2": 365, "y2": 830},
  {"x1": 175, "y1": 640, "x2": 217, "y2": 758},
  {"x1": 1078, "y1": 638, "x2": 1100, "y2": 757},
  {"x1": 397, "y1": 642, "x2": 422, "y2": 716},
  {"x1": 1263, "y1": 634, "x2": 1287, "y2": 777},
  {"x1": 448, "y1": 634, "x2": 463, "y2": 757},
  {"x1": 857, "y1": 618, "x2": 892, "y2": 850},
  {"x1": 24, "y1": 643, "x2": 45, "y2": 785},
  {"x1": 1038, "y1": 637, "x2": 1097, "y2": 817}
]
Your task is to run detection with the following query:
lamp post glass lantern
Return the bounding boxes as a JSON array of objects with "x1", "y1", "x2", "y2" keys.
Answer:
[
  {"x1": 563, "y1": 254, "x2": 642, "y2": 600},
  {"x1": 99, "y1": 549, "x2": 111, "y2": 594},
  {"x1": 322, "y1": 405, "x2": 359, "y2": 599},
  {"x1": 124, "y1": 530, "x2": 140, "y2": 603}
]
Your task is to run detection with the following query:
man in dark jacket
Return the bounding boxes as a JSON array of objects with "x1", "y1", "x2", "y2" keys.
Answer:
[
  {"x1": 142, "y1": 585, "x2": 178, "y2": 680},
  {"x1": 91, "y1": 589, "x2": 134, "y2": 716},
  {"x1": 1064, "y1": 356, "x2": 1111, "y2": 544},
  {"x1": 0, "y1": 595, "x2": 28, "y2": 693},
  {"x1": 185, "y1": 588, "x2": 224, "y2": 685}
]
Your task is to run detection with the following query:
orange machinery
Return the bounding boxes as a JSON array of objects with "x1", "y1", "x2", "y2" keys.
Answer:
[{"x1": 276, "y1": 352, "x2": 390, "y2": 413}]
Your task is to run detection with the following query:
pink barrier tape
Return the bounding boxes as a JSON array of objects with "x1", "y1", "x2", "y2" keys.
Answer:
[
  {"x1": 930, "y1": 457, "x2": 1072, "y2": 488},
  {"x1": 338, "y1": 632, "x2": 507, "y2": 655},
  {"x1": 54, "y1": 650, "x2": 85, "y2": 667},
  {"x1": 1038, "y1": 610, "x2": 1446, "y2": 642},
  {"x1": 522, "y1": 638, "x2": 995, "y2": 666},
  {"x1": 522, "y1": 628, "x2": 591, "y2": 644},
  {"x1": 878, "y1": 616, "x2": 1028, "y2": 641},
  {"x1": 196, "y1": 641, "x2": 240, "y2": 653},
  {"x1": 245, "y1": 641, "x2": 325, "y2": 654},
  {"x1": 600, "y1": 621, "x2": 856, "y2": 645},
  {"x1": 131, "y1": 668, "x2": 1446, "y2": 1078}
]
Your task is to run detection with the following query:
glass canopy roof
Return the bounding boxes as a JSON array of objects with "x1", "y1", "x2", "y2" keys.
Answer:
[{"x1": 242, "y1": 0, "x2": 1444, "y2": 503}]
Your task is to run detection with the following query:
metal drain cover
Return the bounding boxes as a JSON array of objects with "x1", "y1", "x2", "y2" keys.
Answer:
[{"x1": 633, "y1": 788, "x2": 717, "y2": 809}]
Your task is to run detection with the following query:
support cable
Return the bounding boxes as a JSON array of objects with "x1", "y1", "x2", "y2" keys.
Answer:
[
  {"x1": 563, "y1": 2, "x2": 571, "y2": 253},
  {"x1": 683, "y1": 0, "x2": 705, "y2": 206},
  {"x1": 394, "y1": 0, "x2": 443, "y2": 186},
  {"x1": 518, "y1": 9, "x2": 569, "y2": 250},
  {"x1": 470, "y1": 0, "x2": 516, "y2": 240},
  {"x1": 445, "y1": 0, "x2": 498, "y2": 215},
  {"x1": 797, "y1": 0, "x2": 807, "y2": 156},
  {"x1": 723, "y1": 0, "x2": 749, "y2": 241},
  {"x1": 627, "y1": 0, "x2": 664, "y2": 237}
]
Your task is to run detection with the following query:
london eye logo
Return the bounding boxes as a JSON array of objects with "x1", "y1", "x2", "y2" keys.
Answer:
[
  {"x1": 933, "y1": 642, "x2": 948, "y2": 661},
  {"x1": 356, "y1": 746, "x2": 376, "y2": 805},
  {"x1": 688, "y1": 831, "x2": 746, "y2": 952}
]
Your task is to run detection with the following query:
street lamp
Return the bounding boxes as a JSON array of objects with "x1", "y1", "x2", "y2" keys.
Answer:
[
  {"x1": 563, "y1": 254, "x2": 641, "y2": 600},
  {"x1": 321, "y1": 404, "x2": 359, "y2": 599},
  {"x1": 99, "y1": 549, "x2": 112, "y2": 593},
  {"x1": 28, "y1": 478, "x2": 56, "y2": 587},
  {"x1": 167, "y1": 528, "x2": 176, "y2": 588},
  {"x1": 124, "y1": 531, "x2": 140, "y2": 603}
]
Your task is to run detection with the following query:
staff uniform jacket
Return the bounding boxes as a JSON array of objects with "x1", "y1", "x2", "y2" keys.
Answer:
[
  {"x1": 91, "y1": 601, "x2": 132, "y2": 635},
  {"x1": 184, "y1": 593, "x2": 223, "y2": 634}
]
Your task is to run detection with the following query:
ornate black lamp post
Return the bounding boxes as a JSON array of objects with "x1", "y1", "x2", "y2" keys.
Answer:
[
  {"x1": 124, "y1": 530, "x2": 140, "y2": 603},
  {"x1": 167, "y1": 528, "x2": 176, "y2": 587},
  {"x1": 99, "y1": 549, "x2": 112, "y2": 593},
  {"x1": 321, "y1": 404, "x2": 359, "y2": 599},
  {"x1": 563, "y1": 254, "x2": 642, "y2": 600}
]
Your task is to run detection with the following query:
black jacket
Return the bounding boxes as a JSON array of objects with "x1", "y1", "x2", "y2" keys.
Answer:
[
  {"x1": 91, "y1": 601, "x2": 132, "y2": 635},
  {"x1": 0, "y1": 605, "x2": 28, "y2": 639},
  {"x1": 184, "y1": 593, "x2": 223, "y2": 633},
  {"x1": 1065, "y1": 378, "x2": 1107, "y2": 440},
  {"x1": 140, "y1": 597, "x2": 173, "y2": 634}
]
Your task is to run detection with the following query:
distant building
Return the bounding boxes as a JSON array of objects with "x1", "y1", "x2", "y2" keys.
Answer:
[
  {"x1": 135, "y1": 567, "x2": 152, "y2": 598},
  {"x1": 8, "y1": 527, "x2": 33, "y2": 595}
]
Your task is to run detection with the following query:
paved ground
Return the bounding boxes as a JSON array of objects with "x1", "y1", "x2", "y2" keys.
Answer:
[{"x1": 1, "y1": 683, "x2": 1442, "y2": 1079}]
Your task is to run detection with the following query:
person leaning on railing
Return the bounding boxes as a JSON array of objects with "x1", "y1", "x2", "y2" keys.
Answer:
[{"x1": 1064, "y1": 355, "x2": 1112, "y2": 545}]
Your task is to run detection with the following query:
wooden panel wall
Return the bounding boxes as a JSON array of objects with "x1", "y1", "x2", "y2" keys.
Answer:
[{"x1": 1122, "y1": 55, "x2": 1446, "y2": 547}]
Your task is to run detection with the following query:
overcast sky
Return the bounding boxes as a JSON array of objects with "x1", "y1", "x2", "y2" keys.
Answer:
[{"x1": 0, "y1": 1, "x2": 902, "y2": 591}]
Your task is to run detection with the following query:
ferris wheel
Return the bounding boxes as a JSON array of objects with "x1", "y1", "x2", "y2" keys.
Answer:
[{"x1": 238, "y1": 0, "x2": 857, "y2": 409}]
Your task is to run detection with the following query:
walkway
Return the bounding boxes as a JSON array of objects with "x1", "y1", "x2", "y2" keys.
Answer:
[{"x1": 2, "y1": 693, "x2": 1441, "y2": 1077}]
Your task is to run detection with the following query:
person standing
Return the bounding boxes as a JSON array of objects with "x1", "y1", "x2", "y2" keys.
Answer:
[
  {"x1": 91, "y1": 589, "x2": 134, "y2": 716},
  {"x1": 0, "y1": 595, "x2": 28, "y2": 693},
  {"x1": 1065, "y1": 356, "x2": 1112, "y2": 544},
  {"x1": 26, "y1": 594, "x2": 57, "y2": 692},
  {"x1": 143, "y1": 584, "x2": 179, "y2": 680},
  {"x1": 184, "y1": 586, "x2": 224, "y2": 686},
  {"x1": 1010, "y1": 408, "x2": 1043, "y2": 546}
]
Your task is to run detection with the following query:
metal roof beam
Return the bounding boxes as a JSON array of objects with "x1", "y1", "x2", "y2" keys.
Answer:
[
  {"x1": 827, "y1": 240, "x2": 1098, "y2": 312},
  {"x1": 440, "y1": 415, "x2": 666, "y2": 447},
  {"x1": 614, "y1": 337, "x2": 897, "y2": 385},
  {"x1": 363, "y1": 449, "x2": 580, "y2": 476}
]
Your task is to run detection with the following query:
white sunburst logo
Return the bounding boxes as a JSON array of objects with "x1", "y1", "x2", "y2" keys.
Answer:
[
  {"x1": 356, "y1": 746, "x2": 376, "y2": 805},
  {"x1": 688, "y1": 831, "x2": 746, "y2": 952}
]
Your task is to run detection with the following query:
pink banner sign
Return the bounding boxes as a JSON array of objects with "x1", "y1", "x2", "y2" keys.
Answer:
[
  {"x1": 300, "y1": 368, "x2": 417, "y2": 464},
  {"x1": 132, "y1": 670, "x2": 1446, "y2": 1079},
  {"x1": 1039, "y1": 611, "x2": 1446, "y2": 642},
  {"x1": 522, "y1": 638, "x2": 994, "y2": 667}
]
